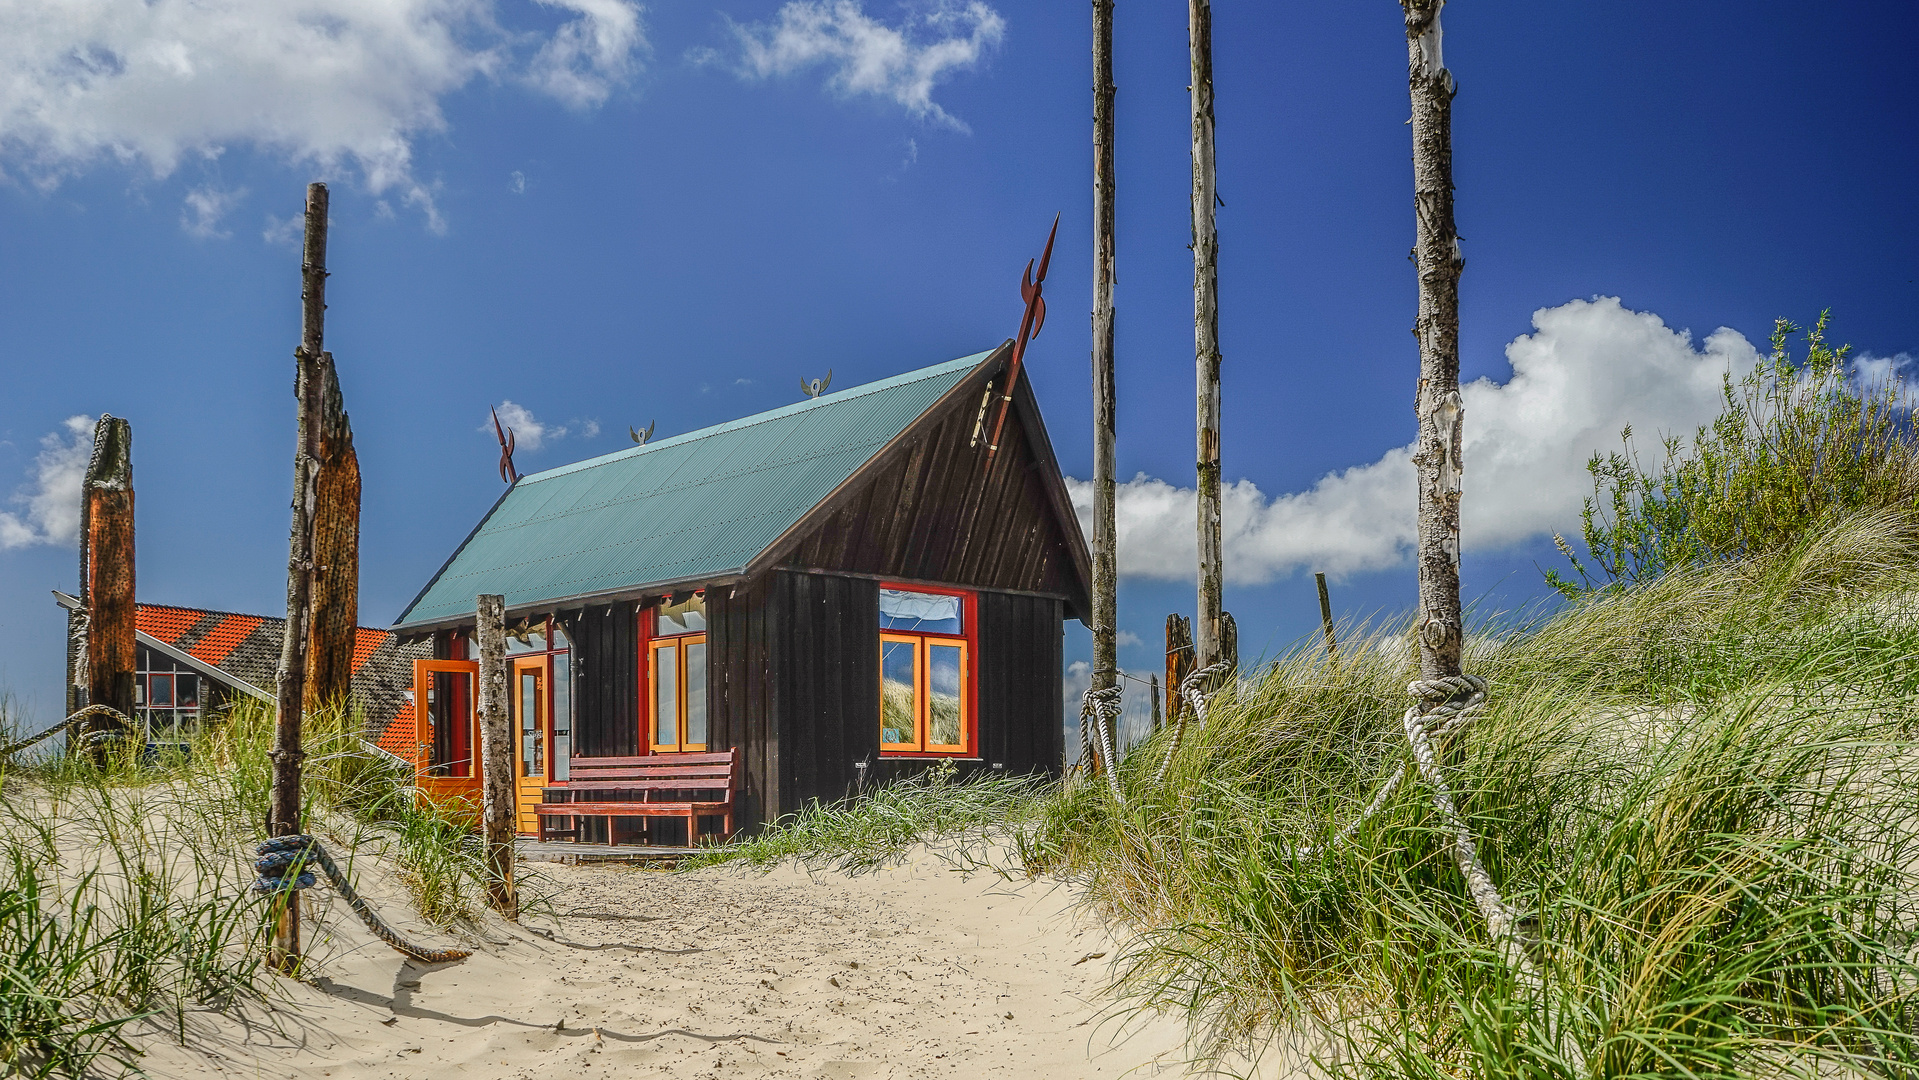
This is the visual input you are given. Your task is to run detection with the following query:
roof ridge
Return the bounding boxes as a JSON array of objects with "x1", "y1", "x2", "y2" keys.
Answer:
[{"x1": 516, "y1": 350, "x2": 992, "y2": 486}]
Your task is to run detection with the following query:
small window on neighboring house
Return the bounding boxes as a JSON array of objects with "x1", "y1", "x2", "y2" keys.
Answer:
[{"x1": 879, "y1": 587, "x2": 973, "y2": 756}]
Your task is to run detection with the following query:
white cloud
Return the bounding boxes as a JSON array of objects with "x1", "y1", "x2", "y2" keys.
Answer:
[
  {"x1": 486, "y1": 400, "x2": 571, "y2": 451},
  {"x1": 0, "y1": 0, "x2": 645, "y2": 227},
  {"x1": 526, "y1": 0, "x2": 647, "y2": 109},
  {"x1": 180, "y1": 184, "x2": 244, "y2": 238},
  {"x1": 1115, "y1": 629, "x2": 1141, "y2": 648},
  {"x1": 1069, "y1": 297, "x2": 1766, "y2": 584},
  {"x1": 724, "y1": 0, "x2": 1004, "y2": 132},
  {"x1": 508, "y1": 169, "x2": 526, "y2": 194},
  {"x1": 0, "y1": 415, "x2": 95, "y2": 551}
]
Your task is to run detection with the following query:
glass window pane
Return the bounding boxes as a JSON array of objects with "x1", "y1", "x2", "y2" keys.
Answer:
[
  {"x1": 551, "y1": 651, "x2": 571, "y2": 781},
  {"x1": 927, "y1": 644, "x2": 963, "y2": 747},
  {"x1": 429, "y1": 670, "x2": 474, "y2": 777},
  {"x1": 654, "y1": 645, "x2": 679, "y2": 748},
  {"x1": 881, "y1": 640, "x2": 918, "y2": 746},
  {"x1": 655, "y1": 594, "x2": 707, "y2": 635},
  {"x1": 879, "y1": 589, "x2": 962, "y2": 634},
  {"x1": 174, "y1": 674, "x2": 199, "y2": 709},
  {"x1": 520, "y1": 670, "x2": 542, "y2": 777},
  {"x1": 685, "y1": 641, "x2": 708, "y2": 747},
  {"x1": 149, "y1": 674, "x2": 174, "y2": 707}
]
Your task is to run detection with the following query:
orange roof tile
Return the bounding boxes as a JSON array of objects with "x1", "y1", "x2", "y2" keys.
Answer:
[
  {"x1": 190, "y1": 615, "x2": 267, "y2": 666},
  {"x1": 136, "y1": 605, "x2": 205, "y2": 646},
  {"x1": 376, "y1": 703, "x2": 416, "y2": 761},
  {"x1": 350, "y1": 627, "x2": 389, "y2": 676}
]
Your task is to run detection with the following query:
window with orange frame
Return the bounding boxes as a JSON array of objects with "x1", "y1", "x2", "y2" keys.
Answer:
[{"x1": 878, "y1": 584, "x2": 975, "y2": 757}]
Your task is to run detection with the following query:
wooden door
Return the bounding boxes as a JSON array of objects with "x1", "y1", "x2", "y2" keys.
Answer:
[
  {"x1": 413, "y1": 659, "x2": 481, "y2": 810},
  {"x1": 511, "y1": 656, "x2": 548, "y2": 835}
]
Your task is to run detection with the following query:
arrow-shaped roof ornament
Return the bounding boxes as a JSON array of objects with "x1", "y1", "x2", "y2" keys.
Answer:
[{"x1": 980, "y1": 214, "x2": 1059, "y2": 466}]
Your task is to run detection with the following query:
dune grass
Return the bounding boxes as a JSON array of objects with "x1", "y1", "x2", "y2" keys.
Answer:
[
  {"x1": 1024, "y1": 510, "x2": 1919, "y2": 1076},
  {"x1": 0, "y1": 695, "x2": 497, "y2": 1077}
]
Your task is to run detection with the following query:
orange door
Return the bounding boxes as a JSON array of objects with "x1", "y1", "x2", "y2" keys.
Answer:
[
  {"x1": 413, "y1": 659, "x2": 481, "y2": 810},
  {"x1": 511, "y1": 656, "x2": 548, "y2": 835}
]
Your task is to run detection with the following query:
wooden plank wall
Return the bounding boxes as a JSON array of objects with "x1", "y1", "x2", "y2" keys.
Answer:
[
  {"x1": 773, "y1": 570, "x2": 882, "y2": 815},
  {"x1": 974, "y1": 591, "x2": 1066, "y2": 776},
  {"x1": 571, "y1": 603, "x2": 637, "y2": 757},
  {"x1": 781, "y1": 379, "x2": 1086, "y2": 616},
  {"x1": 707, "y1": 580, "x2": 781, "y2": 829}
]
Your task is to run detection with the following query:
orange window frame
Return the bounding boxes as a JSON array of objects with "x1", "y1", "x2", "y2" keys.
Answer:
[
  {"x1": 648, "y1": 633, "x2": 708, "y2": 753},
  {"x1": 877, "y1": 583, "x2": 976, "y2": 758}
]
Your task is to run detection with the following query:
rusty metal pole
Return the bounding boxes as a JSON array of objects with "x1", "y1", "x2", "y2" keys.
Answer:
[
  {"x1": 1090, "y1": 0, "x2": 1120, "y2": 729},
  {"x1": 269, "y1": 182, "x2": 328, "y2": 973}
]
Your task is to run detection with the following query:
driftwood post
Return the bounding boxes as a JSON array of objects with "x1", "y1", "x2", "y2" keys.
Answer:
[
  {"x1": 303, "y1": 359, "x2": 360, "y2": 715},
  {"x1": 475, "y1": 594, "x2": 516, "y2": 918},
  {"x1": 1402, "y1": 0, "x2": 1465, "y2": 682},
  {"x1": 1189, "y1": 0, "x2": 1225, "y2": 671},
  {"x1": 268, "y1": 182, "x2": 328, "y2": 972},
  {"x1": 1089, "y1": 0, "x2": 1120, "y2": 735},
  {"x1": 82, "y1": 416, "x2": 135, "y2": 756},
  {"x1": 1316, "y1": 572, "x2": 1337, "y2": 657},
  {"x1": 1164, "y1": 613, "x2": 1194, "y2": 727}
]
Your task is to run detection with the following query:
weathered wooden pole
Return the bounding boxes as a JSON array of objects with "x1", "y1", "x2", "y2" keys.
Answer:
[
  {"x1": 82, "y1": 415, "x2": 135, "y2": 755},
  {"x1": 1402, "y1": 0, "x2": 1465, "y2": 681},
  {"x1": 303, "y1": 356, "x2": 360, "y2": 716},
  {"x1": 1090, "y1": 0, "x2": 1120, "y2": 727},
  {"x1": 1316, "y1": 572, "x2": 1337, "y2": 657},
  {"x1": 268, "y1": 182, "x2": 328, "y2": 972},
  {"x1": 1189, "y1": 0, "x2": 1225, "y2": 670},
  {"x1": 475, "y1": 594, "x2": 517, "y2": 918},
  {"x1": 1163, "y1": 613, "x2": 1193, "y2": 727}
]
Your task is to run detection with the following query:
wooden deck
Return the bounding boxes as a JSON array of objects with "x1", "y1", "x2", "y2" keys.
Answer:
[{"x1": 514, "y1": 838, "x2": 705, "y2": 865}]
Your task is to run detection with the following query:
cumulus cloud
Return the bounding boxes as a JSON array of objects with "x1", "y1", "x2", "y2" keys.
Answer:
[
  {"x1": 0, "y1": 0, "x2": 645, "y2": 228},
  {"x1": 0, "y1": 415, "x2": 95, "y2": 550},
  {"x1": 722, "y1": 0, "x2": 1004, "y2": 132},
  {"x1": 180, "y1": 184, "x2": 245, "y2": 238},
  {"x1": 1069, "y1": 297, "x2": 1767, "y2": 584},
  {"x1": 486, "y1": 401, "x2": 556, "y2": 451}
]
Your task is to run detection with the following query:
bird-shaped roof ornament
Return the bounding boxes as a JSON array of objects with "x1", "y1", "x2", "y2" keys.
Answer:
[
  {"x1": 801, "y1": 370, "x2": 833, "y2": 399},
  {"x1": 630, "y1": 421, "x2": 656, "y2": 446}
]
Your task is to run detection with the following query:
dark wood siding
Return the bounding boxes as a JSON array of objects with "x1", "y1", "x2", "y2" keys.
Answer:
[
  {"x1": 975, "y1": 591, "x2": 1065, "y2": 776},
  {"x1": 707, "y1": 580, "x2": 782, "y2": 829},
  {"x1": 772, "y1": 570, "x2": 882, "y2": 815},
  {"x1": 779, "y1": 377, "x2": 1087, "y2": 617},
  {"x1": 569, "y1": 603, "x2": 638, "y2": 758}
]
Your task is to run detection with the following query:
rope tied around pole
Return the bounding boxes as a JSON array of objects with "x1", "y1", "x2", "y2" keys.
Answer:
[
  {"x1": 253, "y1": 835, "x2": 471, "y2": 965},
  {"x1": 0, "y1": 704, "x2": 133, "y2": 760},
  {"x1": 1154, "y1": 661, "x2": 1231, "y2": 788},
  {"x1": 1077, "y1": 684, "x2": 1125, "y2": 804}
]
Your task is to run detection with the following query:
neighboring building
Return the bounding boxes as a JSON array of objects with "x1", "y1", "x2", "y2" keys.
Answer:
[
  {"x1": 391, "y1": 344, "x2": 1093, "y2": 839},
  {"x1": 53, "y1": 591, "x2": 426, "y2": 749}
]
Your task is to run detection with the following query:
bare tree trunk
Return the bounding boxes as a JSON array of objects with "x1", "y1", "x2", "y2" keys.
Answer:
[
  {"x1": 83, "y1": 416, "x2": 135, "y2": 756},
  {"x1": 1402, "y1": 0, "x2": 1465, "y2": 682},
  {"x1": 1190, "y1": 0, "x2": 1224, "y2": 669},
  {"x1": 1163, "y1": 613, "x2": 1193, "y2": 726},
  {"x1": 303, "y1": 355, "x2": 360, "y2": 715},
  {"x1": 475, "y1": 594, "x2": 516, "y2": 919},
  {"x1": 269, "y1": 182, "x2": 328, "y2": 973},
  {"x1": 1090, "y1": 0, "x2": 1119, "y2": 719}
]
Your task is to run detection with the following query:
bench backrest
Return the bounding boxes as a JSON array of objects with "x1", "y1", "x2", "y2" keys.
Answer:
[{"x1": 566, "y1": 749, "x2": 738, "y2": 794}]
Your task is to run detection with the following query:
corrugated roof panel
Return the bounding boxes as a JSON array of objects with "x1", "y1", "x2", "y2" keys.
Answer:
[{"x1": 396, "y1": 350, "x2": 995, "y2": 627}]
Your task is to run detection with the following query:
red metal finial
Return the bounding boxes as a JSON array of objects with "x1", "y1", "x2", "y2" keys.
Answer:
[
  {"x1": 492, "y1": 407, "x2": 520, "y2": 485},
  {"x1": 981, "y1": 214, "x2": 1060, "y2": 464}
]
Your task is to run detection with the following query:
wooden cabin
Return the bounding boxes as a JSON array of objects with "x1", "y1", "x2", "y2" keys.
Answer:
[{"x1": 390, "y1": 344, "x2": 1092, "y2": 841}]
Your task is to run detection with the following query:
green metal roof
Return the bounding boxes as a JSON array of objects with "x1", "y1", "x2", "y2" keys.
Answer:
[{"x1": 395, "y1": 349, "x2": 997, "y2": 629}]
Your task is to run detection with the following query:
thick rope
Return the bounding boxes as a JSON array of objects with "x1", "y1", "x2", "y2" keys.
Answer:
[
  {"x1": 1077, "y1": 685, "x2": 1126, "y2": 804},
  {"x1": 254, "y1": 835, "x2": 471, "y2": 964},
  {"x1": 1153, "y1": 662, "x2": 1231, "y2": 788},
  {"x1": 0, "y1": 704, "x2": 133, "y2": 760}
]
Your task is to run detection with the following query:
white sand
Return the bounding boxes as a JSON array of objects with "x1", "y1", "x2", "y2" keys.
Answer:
[{"x1": 131, "y1": 848, "x2": 1205, "y2": 1079}]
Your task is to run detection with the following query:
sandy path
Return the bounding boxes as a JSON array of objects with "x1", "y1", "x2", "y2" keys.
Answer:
[{"x1": 132, "y1": 849, "x2": 1196, "y2": 1079}]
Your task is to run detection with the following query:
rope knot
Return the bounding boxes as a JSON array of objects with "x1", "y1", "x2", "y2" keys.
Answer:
[
  {"x1": 1407, "y1": 673, "x2": 1487, "y2": 744},
  {"x1": 253, "y1": 835, "x2": 319, "y2": 894}
]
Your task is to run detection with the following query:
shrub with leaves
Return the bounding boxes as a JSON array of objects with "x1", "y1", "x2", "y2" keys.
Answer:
[{"x1": 1550, "y1": 312, "x2": 1916, "y2": 595}]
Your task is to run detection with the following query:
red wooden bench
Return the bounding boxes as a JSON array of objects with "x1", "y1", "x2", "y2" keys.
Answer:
[{"x1": 535, "y1": 750, "x2": 739, "y2": 845}]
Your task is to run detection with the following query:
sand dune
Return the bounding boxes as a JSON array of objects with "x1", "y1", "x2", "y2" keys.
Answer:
[{"x1": 131, "y1": 848, "x2": 1198, "y2": 1079}]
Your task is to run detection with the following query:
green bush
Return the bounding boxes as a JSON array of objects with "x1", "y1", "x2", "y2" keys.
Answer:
[{"x1": 1550, "y1": 312, "x2": 1917, "y2": 595}]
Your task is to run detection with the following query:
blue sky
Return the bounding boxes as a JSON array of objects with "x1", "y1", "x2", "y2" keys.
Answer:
[{"x1": 0, "y1": 0, "x2": 1914, "y2": 728}]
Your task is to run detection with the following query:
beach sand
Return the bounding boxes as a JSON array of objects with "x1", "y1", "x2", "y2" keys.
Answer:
[{"x1": 130, "y1": 847, "x2": 1201, "y2": 1079}]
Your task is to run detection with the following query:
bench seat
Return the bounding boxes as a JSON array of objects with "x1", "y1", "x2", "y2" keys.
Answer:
[{"x1": 537, "y1": 749, "x2": 739, "y2": 845}]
